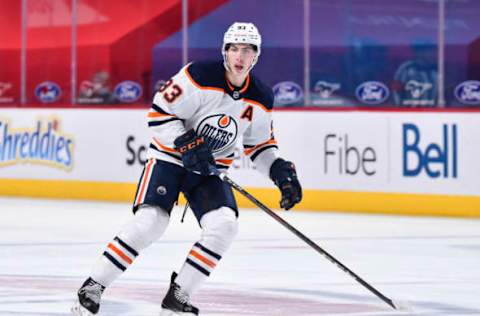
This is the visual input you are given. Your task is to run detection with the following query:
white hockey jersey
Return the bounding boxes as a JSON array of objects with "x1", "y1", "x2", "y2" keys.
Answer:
[{"x1": 146, "y1": 60, "x2": 279, "y2": 176}]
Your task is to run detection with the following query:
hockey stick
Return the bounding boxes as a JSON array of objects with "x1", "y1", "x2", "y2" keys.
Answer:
[{"x1": 211, "y1": 169, "x2": 402, "y2": 310}]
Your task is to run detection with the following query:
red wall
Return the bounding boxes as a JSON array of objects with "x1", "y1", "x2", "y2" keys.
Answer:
[{"x1": 0, "y1": 0, "x2": 229, "y2": 104}]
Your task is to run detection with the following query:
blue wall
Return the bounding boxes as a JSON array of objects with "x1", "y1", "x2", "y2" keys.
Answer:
[{"x1": 152, "y1": 0, "x2": 480, "y2": 107}]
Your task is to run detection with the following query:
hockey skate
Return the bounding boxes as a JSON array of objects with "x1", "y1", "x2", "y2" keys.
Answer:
[
  {"x1": 159, "y1": 272, "x2": 199, "y2": 316},
  {"x1": 71, "y1": 277, "x2": 105, "y2": 315}
]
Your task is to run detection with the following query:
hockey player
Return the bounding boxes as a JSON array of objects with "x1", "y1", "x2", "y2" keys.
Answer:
[{"x1": 71, "y1": 22, "x2": 302, "y2": 315}]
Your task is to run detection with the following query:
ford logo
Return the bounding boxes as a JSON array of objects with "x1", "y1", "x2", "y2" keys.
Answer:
[
  {"x1": 273, "y1": 81, "x2": 303, "y2": 105},
  {"x1": 114, "y1": 81, "x2": 143, "y2": 103},
  {"x1": 454, "y1": 80, "x2": 480, "y2": 105},
  {"x1": 355, "y1": 81, "x2": 389, "y2": 104},
  {"x1": 35, "y1": 81, "x2": 62, "y2": 103}
]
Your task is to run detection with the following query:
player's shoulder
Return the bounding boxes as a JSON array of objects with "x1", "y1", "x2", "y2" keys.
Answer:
[
  {"x1": 184, "y1": 60, "x2": 225, "y2": 90},
  {"x1": 245, "y1": 74, "x2": 274, "y2": 110}
]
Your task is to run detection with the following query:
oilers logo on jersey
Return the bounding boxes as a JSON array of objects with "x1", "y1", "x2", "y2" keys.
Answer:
[{"x1": 197, "y1": 114, "x2": 238, "y2": 152}]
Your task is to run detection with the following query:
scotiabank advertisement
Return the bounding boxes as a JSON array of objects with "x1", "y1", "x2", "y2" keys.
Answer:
[{"x1": 0, "y1": 109, "x2": 479, "y2": 197}]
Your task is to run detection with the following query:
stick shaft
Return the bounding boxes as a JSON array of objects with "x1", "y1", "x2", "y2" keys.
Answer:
[{"x1": 219, "y1": 173, "x2": 396, "y2": 310}]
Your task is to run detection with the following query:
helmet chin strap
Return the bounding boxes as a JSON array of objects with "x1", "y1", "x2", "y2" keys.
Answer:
[{"x1": 223, "y1": 53, "x2": 231, "y2": 72}]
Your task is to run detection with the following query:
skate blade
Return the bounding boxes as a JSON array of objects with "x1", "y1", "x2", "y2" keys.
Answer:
[{"x1": 71, "y1": 302, "x2": 94, "y2": 316}]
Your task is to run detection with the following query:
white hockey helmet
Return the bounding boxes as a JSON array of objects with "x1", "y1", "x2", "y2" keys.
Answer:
[{"x1": 222, "y1": 22, "x2": 262, "y2": 70}]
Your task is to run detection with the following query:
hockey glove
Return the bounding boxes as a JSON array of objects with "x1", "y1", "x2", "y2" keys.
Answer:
[
  {"x1": 270, "y1": 158, "x2": 302, "y2": 210},
  {"x1": 174, "y1": 129, "x2": 215, "y2": 176}
]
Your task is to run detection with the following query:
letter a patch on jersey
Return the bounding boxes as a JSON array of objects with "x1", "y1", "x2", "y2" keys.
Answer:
[{"x1": 240, "y1": 105, "x2": 253, "y2": 122}]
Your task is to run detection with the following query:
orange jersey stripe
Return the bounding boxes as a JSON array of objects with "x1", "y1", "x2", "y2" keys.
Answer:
[
  {"x1": 226, "y1": 74, "x2": 250, "y2": 93},
  {"x1": 244, "y1": 139, "x2": 277, "y2": 156},
  {"x1": 153, "y1": 138, "x2": 178, "y2": 154},
  {"x1": 190, "y1": 250, "x2": 216, "y2": 268},
  {"x1": 226, "y1": 78, "x2": 234, "y2": 91},
  {"x1": 108, "y1": 243, "x2": 133, "y2": 264},
  {"x1": 135, "y1": 159, "x2": 155, "y2": 206},
  {"x1": 216, "y1": 158, "x2": 233, "y2": 165},
  {"x1": 147, "y1": 111, "x2": 174, "y2": 118},
  {"x1": 239, "y1": 74, "x2": 250, "y2": 93}
]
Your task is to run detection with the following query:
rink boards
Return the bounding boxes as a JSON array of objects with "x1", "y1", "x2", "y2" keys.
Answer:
[{"x1": 0, "y1": 108, "x2": 479, "y2": 217}]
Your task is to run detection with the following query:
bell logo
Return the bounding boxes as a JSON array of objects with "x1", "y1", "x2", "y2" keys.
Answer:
[{"x1": 402, "y1": 123, "x2": 457, "y2": 178}]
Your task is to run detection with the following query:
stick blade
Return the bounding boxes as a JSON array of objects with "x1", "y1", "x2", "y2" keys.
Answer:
[{"x1": 391, "y1": 299, "x2": 414, "y2": 313}]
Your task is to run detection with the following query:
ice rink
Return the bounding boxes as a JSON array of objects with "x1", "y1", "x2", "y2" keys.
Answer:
[{"x1": 0, "y1": 197, "x2": 479, "y2": 316}]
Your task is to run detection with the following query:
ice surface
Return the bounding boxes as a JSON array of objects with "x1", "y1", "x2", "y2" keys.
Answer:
[{"x1": 0, "y1": 197, "x2": 479, "y2": 315}]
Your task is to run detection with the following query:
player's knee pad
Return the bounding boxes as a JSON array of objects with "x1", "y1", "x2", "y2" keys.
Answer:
[
  {"x1": 199, "y1": 206, "x2": 238, "y2": 255},
  {"x1": 118, "y1": 204, "x2": 170, "y2": 251}
]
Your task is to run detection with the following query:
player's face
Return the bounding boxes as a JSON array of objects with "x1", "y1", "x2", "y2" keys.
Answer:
[{"x1": 226, "y1": 44, "x2": 256, "y2": 75}]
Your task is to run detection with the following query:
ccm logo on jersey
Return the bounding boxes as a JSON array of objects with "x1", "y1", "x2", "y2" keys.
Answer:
[
  {"x1": 197, "y1": 114, "x2": 238, "y2": 152},
  {"x1": 177, "y1": 137, "x2": 206, "y2": 153}
]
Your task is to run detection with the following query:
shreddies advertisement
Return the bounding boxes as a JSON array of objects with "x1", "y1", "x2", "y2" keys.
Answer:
[{"x1": 0, "y1": 117, "x2": 74, "y2": 170}]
